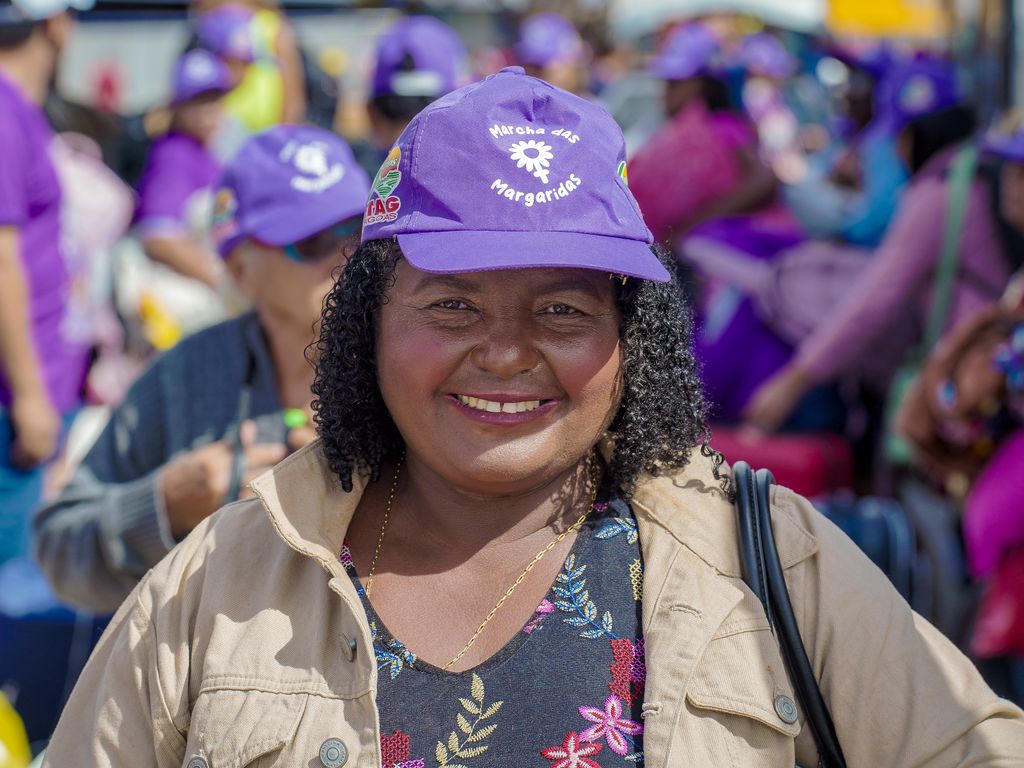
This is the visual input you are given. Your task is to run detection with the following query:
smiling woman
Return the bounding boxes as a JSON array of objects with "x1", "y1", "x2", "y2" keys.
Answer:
[{"x1": 43, "y1": 68, "x2": 1024, "y2": 768}]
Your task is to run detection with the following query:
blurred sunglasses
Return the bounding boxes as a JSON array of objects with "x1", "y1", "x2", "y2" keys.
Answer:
[{"x1": 282, "y1": 216, "x2": 362, "y2": 263}]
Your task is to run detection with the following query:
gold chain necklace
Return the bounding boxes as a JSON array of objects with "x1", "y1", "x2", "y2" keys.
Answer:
[{"x1": 363, "y1": 455, "x2": 599, "y2": 671}]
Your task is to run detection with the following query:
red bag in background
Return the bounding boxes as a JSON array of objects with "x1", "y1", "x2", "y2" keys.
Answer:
[
  {"x1": 970, "y1": 547, "x2": 1024, "y2": 658},
  {"x1": 710, "y1": 427, "x2": 854, "y2": 498}
]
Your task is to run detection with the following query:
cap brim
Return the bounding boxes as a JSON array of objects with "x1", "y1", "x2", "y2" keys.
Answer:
[
  {"x1": 395, "y1": 230, "x2": 670, "y2": 282},
  {"x1": 171, "y1": 84, "x2": 229, "y2": 106},
  {"x1": 985, "y1": 136, "x2": 1024, "y2": 164},
  {"x1": 250, "y1": 188, "x2": 367, "y2": 248}
]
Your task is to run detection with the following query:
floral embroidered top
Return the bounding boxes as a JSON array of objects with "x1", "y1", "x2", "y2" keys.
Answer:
[{"x1": 340, "y1": 496, "x2": 647, "y2": 768}]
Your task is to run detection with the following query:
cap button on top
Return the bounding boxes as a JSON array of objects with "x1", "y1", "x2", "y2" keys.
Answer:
[
  {"x1": 186, "y1": 757, "x2": 209, "y2": 768},
  {"x1": 499, "y1": 65, "x2": 525, "y2": 75},
  {"x1": 320, "y1": 738, "x2": 349, "y2": 768},
  {"x1": 774, "y1": 694, "x2": 799, "y2": 724}
]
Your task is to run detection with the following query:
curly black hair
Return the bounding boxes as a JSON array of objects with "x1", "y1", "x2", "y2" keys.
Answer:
[{"x1": 311, "y1": 238, "x2": 719, "y2": 497}]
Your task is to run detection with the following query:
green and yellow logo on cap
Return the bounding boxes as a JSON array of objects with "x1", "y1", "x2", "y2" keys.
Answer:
[
  {"x1": 617, "y1": 160, "x2": 628, "y2": 184},
  {"x1": 373, "y1": 146, "x2": 403, "y2": 199}
]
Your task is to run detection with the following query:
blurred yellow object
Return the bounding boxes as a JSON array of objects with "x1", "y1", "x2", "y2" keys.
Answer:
[
  {"x1": 0, "y1": 693, "x2": 31, "y2": 768},
  {"x1": 318, "y1": 46, "x2": 347, "y2": 80},
  {"x1": 827, "y1": 0, "x2": 949, "y2": 38},
  {"x1": 224, "y1": 9, "x2": 286, "y2": 132},
  {"x1": 139, "y1": 293, "x2": 184, "y2": 351}
]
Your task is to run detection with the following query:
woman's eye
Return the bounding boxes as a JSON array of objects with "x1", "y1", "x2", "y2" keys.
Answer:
[
  {"x1": 543, "y1": 303, "x2": 581, "y2": 316},
  {"x1": 434, "y1": 299, "x2": 471, "y2": 310}
]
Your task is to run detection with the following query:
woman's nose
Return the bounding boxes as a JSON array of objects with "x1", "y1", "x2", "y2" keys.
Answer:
[{"x1": 468, "y1": 315, "x2": 542, "y2": 377}]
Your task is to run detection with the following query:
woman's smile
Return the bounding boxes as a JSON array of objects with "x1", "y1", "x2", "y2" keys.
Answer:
[{"x1": 448, "y1": 393, "x2": 560, "y2": 425}]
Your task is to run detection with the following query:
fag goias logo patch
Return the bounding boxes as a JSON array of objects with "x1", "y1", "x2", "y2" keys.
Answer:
[{"x1": 366, "y1": 146, "x2": 402, "y2": 225}]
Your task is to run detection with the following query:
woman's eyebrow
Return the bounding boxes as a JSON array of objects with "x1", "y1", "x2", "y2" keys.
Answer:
[
  {"x1": 410, "y1": 274, "x2": 482, "y2": 295},
  {"x1": 534, "y1": 278, "x2": 607, "y2": 299}
]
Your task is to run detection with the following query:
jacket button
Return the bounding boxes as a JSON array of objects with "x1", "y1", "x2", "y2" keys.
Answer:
[
  {"x1": 186, "y1": 758, "x2": 209, "y2": 768},
  {"x1": 774, "y1": 694, "x2": 799, "y2": 724},
  {"x1": 320, "y1": 738, "x2": 349, "y2": 767}
]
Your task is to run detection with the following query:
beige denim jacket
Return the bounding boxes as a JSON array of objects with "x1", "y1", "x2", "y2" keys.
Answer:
[{"x1": 45, "y1": 441, "x2": 1024, "y2": 767}]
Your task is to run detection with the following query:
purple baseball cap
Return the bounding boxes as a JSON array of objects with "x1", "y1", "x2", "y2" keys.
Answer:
[
  {"x1": 649, "y1": 22, "x2": 723, "y2": 81},
  {"x1": 212, "y1": 125, "x2": 371, "y2": 258},
  {"x1": 361, "y1": 67, "x2": 667, "y2": 282},
  {"x1": 738, "y1": 33, "x2": 797, "y2": 79},
  {"x1": 516, "y1": 13, "x2": 585, "y2": 68},
  {"x1": 371, "y1": 16, "x2": 468, "y2": 99},
  {"x1": 170, "y1": 49, "x2": 231, "y2": 106},
  {"x1": 875, "y1": 55, "x2": 964, "y2": 128},
  {"x1": 985, "y1": 122, "x2": 1024, "y2": 164},
  {"x1": 196, "y1": 4, "x2": 255, "y2": 63}
]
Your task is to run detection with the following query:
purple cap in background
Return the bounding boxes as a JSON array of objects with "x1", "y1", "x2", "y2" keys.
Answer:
[
  {"x1": 516, "y1": 13, "x2": 584, "y2": 68},
  {"x1": 825, "y1": 40, "x2": 895, "y2": 82},
  {"x1": 649, "y1": 22, "x2": 723, "y2": 82},
  {"x1": 875, "y1": 55, "x2": 964, "y2": 128},
  {"x1": 985, "y1": 122, "x2": 1024, "y2": 164},
  {"x1": 170, "y1": 49, "x2": 232, "y2": 106},
  {"x1": 738, "y1": 32, "x2": 797, "y2": 79},
  {"x1": 196, "y1": 3, "x2": 255, "y2": 63},
  {"x1": 371, "y1": 16, "x2": 468, "y2": 99},
  {"x1": 361, "y1": 66, "x2": 667, "y2": 282},
  {"x1": 212, "y1": 125, "x2": 371, "y2": 258}
]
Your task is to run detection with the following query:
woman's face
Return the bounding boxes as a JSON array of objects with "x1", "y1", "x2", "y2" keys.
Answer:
[
  {"x1": 663, "y1": 77, "x2": 703, "y2": 118},
  {"x1": 1000, "y1": 162, "x2": 1024, "y2": 233},
  {"x1": 228, "y1": 237, "x2": 350, "y2": 329},
  {"x1": 174, "y1": 96, "x2": 225, "y2": 144},
  {"x1": 376, "y1": 262, "x2": 624, "y2": 496}
]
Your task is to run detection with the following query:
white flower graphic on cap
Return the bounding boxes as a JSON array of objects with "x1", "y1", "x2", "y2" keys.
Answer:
[
  {"x1": 294, "y1": 143, "x2": 330, "y2": 177},
  {"x1": 509, "y1": 139, "x2": 554, "y2": 184}
]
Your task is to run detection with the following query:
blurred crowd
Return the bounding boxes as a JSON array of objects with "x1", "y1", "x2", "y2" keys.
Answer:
[{"x1": 2, "y1": 0, "x2": 1024, "y2": 757}]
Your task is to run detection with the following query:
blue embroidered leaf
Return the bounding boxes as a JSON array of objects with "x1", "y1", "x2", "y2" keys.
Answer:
[
  {"x1": 595, "y1": 521, "x2": 626, "y2": 539},
  {"x1": 554, "y1": 600, "x2": 577, "y2": 612},
  {"x1": 627, "y1": 529, "x2": 638, "y2": 544},
  {"x1": 563, "y1": 615, "x2": 590, "y2": 627},
  {"x1": 555, "y1": 572, "x2": 569, "y2": 584},
  {"x1": 625, "y1": 752, "x2": 644, "y2": 763},
  {"x1": 552, "y1": 586, "x2": 572, "y2": 600},
  {"x1": 584, "y1": 601, "x2": 598, "y2": 621},
  {"x1": 602, "y1": 610, "x2": 614, "y2": 634},
  {"x1": 581, "y1": 627, "x2": 606, "y2": 639},
  {"x1": 577, "y1": 590, "x2": 590, "y2": 606},
  {"x1": 569, "y1": 579, "x2": 585, "y2": 595}
]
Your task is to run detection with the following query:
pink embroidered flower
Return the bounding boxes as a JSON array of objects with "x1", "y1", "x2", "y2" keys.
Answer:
[
  {"x1": 395, "y1": 762, "x2": 425, "y2": 768},
  {"x1": 578, "y1": 694, "x2": 643, "y2": 755},
  {"x1": 540, "y1": 731, "x2": 603, "y2": 768},
  {"x1": 523, "y1": 599, "x2": 556, "y2": 634}
]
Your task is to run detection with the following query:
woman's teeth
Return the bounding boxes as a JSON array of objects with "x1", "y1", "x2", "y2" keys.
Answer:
[{"x1": 457, "y1": 395, "x2": 542, "y2": 414}]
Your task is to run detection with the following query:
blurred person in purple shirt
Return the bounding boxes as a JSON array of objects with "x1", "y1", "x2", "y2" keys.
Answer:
[
  {"x1": 135, "y1": 48, "x2": 233, "y2": 292},
  {"x1": 35, "y1": 125, "x2": 372, "y2": 611},
  {"x1": 0, "y1": 0, "x2": 92, "y2": 564}
]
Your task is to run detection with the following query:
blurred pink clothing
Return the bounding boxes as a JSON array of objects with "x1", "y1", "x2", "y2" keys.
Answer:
[
  {"x1": 797, "y1": 146, "x2": 1010, "y2": 383},
  {"x1": 629, "y1": 102, "x2": 750, "y2": 243}
]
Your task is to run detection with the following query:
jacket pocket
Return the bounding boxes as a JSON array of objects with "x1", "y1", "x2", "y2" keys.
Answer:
[
  {"x1": 182, "y1": 688, "x2": 306, "y2": 768},
  {"x1": 687, "y1": 625, "x2": 802, "y2": 737},
  {"x1": 679, "y1": 624, "x2": 804, "y2": 767}
]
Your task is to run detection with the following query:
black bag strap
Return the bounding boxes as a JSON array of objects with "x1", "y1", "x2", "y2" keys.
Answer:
[{"x1": 733, "y1": 461, "x2": 847, "y2": 768}]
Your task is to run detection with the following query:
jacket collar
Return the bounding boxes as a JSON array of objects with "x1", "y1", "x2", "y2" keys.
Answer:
[{"x1": 251, "y1": 438, "x2": 819, "y2": 581}]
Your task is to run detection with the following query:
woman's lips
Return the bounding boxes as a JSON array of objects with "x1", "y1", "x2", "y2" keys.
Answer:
[{"x1": 447, "y1": 393, "x2": 559, "y2": 425}]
